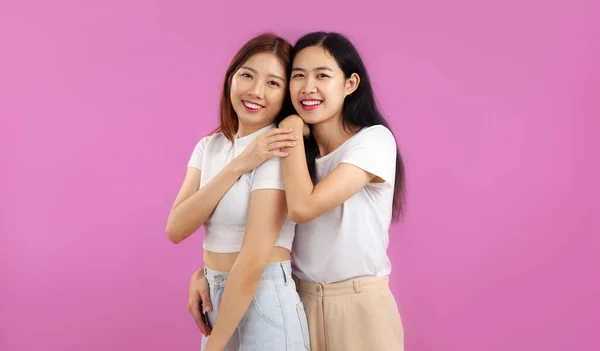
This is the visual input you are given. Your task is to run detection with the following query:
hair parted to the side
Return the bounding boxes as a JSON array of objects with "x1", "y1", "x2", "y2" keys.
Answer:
[
  {"x1": 293, "y1": 32, "x2": 407, "y2": 220},
  {"x1": 215, "y1": 33, "x2": 294, "y2": 142}
]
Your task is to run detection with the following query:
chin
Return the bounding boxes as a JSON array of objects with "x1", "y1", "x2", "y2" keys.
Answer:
[
  {"x1": 238, "y1": 113, "x2": 273, "y2": 127},
  {"x1": 297, "y1": 113, "x2": 328, "y2": 125}
]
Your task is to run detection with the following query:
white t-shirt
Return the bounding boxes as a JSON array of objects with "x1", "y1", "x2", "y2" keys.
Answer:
[
  {"x1": 187, "y1": 124, "x2": 296, "y2": 253},
  {"x1": 291, "y1": 125, "x2": 397, "y2": 284}
]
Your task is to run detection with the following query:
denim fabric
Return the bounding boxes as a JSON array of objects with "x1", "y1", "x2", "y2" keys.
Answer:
[{"x1": 201, "y1": 261, "x2": 310, "y2": 351}]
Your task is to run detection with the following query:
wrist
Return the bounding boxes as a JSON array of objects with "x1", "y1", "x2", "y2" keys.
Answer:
[
  {"x1": 225, "y1": 159, "x2": 245, "y2": 177},
  {"x1": 205, "y1": 336, "x2": 225, "y2": 351},
  {"x1": 192, "y1": 266, "x2": 205, "y2": 280}
]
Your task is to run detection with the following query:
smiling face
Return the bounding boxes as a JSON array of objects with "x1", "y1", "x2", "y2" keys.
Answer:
[
  {"x1": 289, "y1": 45, "x2": 359, "y2": 125},
  {"x1": 229, "y1": 52, "x2": 287, "y2": 130}
]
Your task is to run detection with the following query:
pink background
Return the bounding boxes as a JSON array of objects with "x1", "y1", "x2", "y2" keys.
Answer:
[{"x1": 1, "y1": 0, "x2": 598, "y2": 350}]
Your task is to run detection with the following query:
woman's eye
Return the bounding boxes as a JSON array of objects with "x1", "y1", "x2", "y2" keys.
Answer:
[
  {"x1": 317, "y1": 73, "x2": 330, "y2": 78},
  {"x1": 241, "y1": 73, "x2": 252, "y2": 78},
  {"x1": 292, "y1": 74, "x2": 304, "y2": 79},
  {"x1": 268, "y1": 81, "x2": 280, "y2": 87}
]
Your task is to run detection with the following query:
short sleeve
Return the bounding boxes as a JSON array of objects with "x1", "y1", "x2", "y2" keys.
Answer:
[
  {"x1": 187, "y1": 137, "x2": 208, "y2": 170},
  {"x1": 340, "y1": 125, "x2": 397, "y2": 186},
  {"x1": 251, "y1": 157, "x2": 285, "y2": 191}
]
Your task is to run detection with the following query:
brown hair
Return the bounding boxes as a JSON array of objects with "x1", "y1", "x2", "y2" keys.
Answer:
[{"x1": 215, "y1": 33, "x2": 293, "y2": 142}]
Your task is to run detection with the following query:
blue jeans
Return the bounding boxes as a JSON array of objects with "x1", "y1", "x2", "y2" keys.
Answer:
[{"x1": 201, "y1": 261, "x2": 310, "y2": 350}]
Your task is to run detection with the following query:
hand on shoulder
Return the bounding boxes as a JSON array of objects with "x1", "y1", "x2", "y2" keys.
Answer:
[
  {"x1": 231, "y1": 127, "x2": 299, "y2": 174},
  {"x1": 279, "y1": 115, "x2": 310, "y2": 137}
]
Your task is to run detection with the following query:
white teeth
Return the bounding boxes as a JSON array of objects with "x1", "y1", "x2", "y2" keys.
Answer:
[
  {"x1": 301, "y1": 100, "x2": 322, "y2": 106},
  {"x1": 243, "y1": 101, "x2": 263, "y2": 109}
]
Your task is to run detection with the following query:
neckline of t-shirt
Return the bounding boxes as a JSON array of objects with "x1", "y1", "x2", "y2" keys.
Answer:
[
  {"x1": 233, "y1": 123, "x2": 274, "y2": 147},
  {"x1": 314, "y1": 125, "x2": 378, "y2": 164}
]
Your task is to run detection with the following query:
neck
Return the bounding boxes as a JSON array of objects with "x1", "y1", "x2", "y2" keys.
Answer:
[
  {"x1": 311, "y1": 113, "x2": 358, "y2": 157},
  {"x1": 237, "y1": 120, "x2": 271, "y2": 138}
]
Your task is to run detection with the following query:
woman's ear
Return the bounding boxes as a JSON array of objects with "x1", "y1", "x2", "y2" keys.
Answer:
[{"x1": 345, "y1": 73, "x2": 360, "y2": 96}]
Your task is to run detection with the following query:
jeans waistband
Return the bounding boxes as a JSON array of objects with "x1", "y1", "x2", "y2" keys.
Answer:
[{"x1": 204, "y1": 260, "x2": 292, "y2": 288}]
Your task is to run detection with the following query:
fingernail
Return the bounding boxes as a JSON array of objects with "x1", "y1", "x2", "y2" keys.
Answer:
[
  {"x1": 288, "y1": 128, "x2": 293, "y2": 131},
  {"x1": 294, "y1": 136, "x2": 299, "y2": 139},
  {"x1": 283, "y1": 152, "x2": 289, "y2": 156}
]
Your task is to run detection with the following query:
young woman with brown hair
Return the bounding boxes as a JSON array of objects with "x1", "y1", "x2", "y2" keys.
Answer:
[{"x1": 166, "y1": 33, "x2": 310, "y2": 351}]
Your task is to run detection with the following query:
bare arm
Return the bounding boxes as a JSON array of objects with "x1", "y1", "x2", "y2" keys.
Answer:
[
  {"x1": 165, "y1": 128, "x2": 295, "y2": 243},
  {"x1": 279, "y1": 115, "x2": 376, "y2": 224},
  {"x1": 165, "y1": 164, "x2": 244, "y2": 243},
  {"x1": 204, "y1": 189, "x2": 287, "y2": 350}
]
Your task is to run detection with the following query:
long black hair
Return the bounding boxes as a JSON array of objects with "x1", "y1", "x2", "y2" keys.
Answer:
[{"x1": 294, "y1": 32, "x2": 406, "y2": 220}]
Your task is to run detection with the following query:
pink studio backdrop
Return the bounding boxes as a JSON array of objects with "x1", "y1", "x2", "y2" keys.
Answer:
[{"x1": 1, "y1": 0, "x2": 598, "y2": 350}]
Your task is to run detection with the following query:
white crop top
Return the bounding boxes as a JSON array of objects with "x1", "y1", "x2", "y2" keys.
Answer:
[
  {"x1": 291, "y1": 125, "x2": 398, "y2": 284},
  {"x1": 187, "y1": 124, "x2": 296, "y2": 253}
]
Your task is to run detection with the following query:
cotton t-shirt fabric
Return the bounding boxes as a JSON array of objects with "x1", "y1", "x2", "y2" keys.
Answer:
[
  {"x1": 188, "y1": 124, "x2": 296, "y2": 253},
  {"x1": 291, "y1": 125, "x2": 397, "y2": 284}
]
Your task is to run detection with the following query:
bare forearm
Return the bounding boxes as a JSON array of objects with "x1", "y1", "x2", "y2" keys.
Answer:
[
  {"x1": 166, "y1": 163, "x2": 243, "y2": 243},
  {"x1": 280, "y1": 121, "x2": 316, "y2": 223},
  {"x1": 206, "y1": 189, "x2": 287, "y2": 349},
  {"x1": 205, "y1": 257, "x2": 266, "y2": 349}
]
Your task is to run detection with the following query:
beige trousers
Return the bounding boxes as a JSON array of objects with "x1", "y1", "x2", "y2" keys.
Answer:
[{"x1": 295, "y1": 276, "x2": 404, "y2": 351}]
